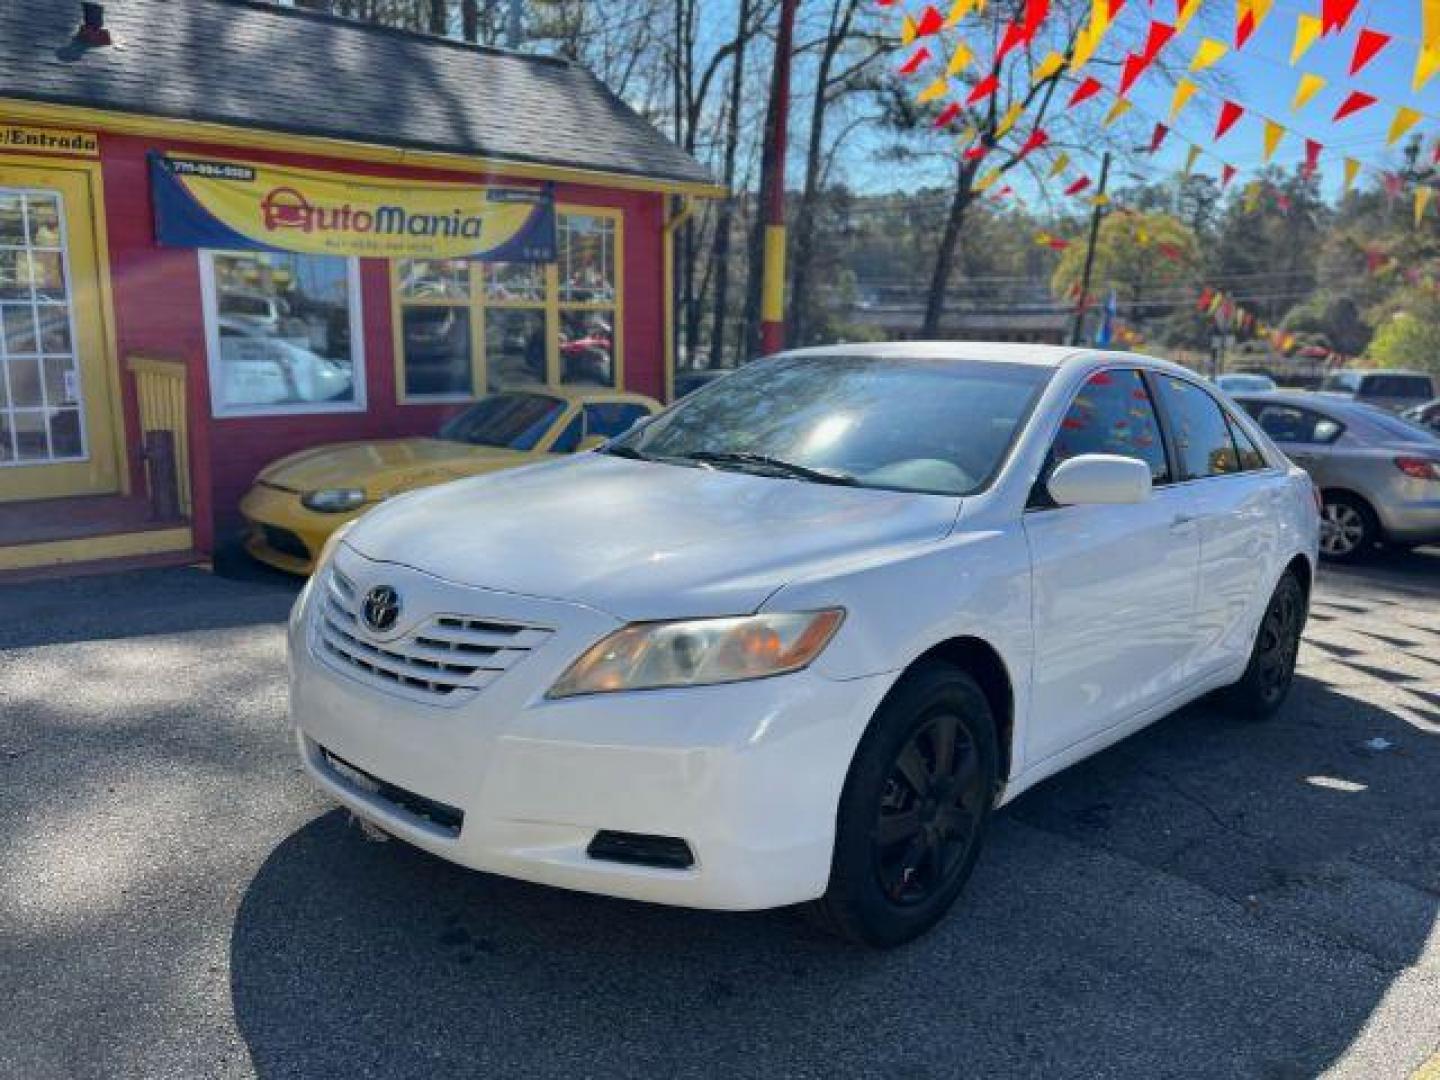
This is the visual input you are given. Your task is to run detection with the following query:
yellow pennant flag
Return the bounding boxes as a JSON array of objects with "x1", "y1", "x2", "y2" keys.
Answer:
[
  {"x1": 901, "y1": 12, "x2": 917, "y2": 45},
  {"x1": 1424, "y1": 0, "x2": 1440, "y2": 51},
  {"x1": 1343, "y1": 158, "x2": 1361, "y2": 196},
  {"x1": 948, "y1": 41, "x2": 974, "y2": 76},
  {"x1": 1091, "y1": 0, "x2": 1116, "y2": 35},
  {"x1": 957, "y1": 124, "x2": 978, "y2": 145},
  {"x1": 916, "y1": 77, "x2": 949, "y2": 105},
  {"x1": 973, "y1": 168, "x2": 1001, "y2": 193},
  {"x1": 1416, "y1": 186, "x2": 1434, "y2": 226},
  {"x1": 996, "y1": 102, "x2": 1024, "y2": 138},
  {"x1": 1071, "y1": 25, "x2": 1100, "y2": 71},
  {"x1": 1291, "y1": 72, "x2": 1326, "y2": 112},
  {"x1": 1244, "y1": 181, "x2": 1263, "y2": 212},
  {"x1": 1169, "y1": 78, "x2": 1199, "y2": 122},
  {"x1": 1104, "y1": 98, "x2": 1133, "y2": 127},
  {"x1": 1388, "y1": 107, "x2": 1422, "y2": 147},
  {"x1": 946, "y1": 0, "x2": 976, "y2": 27},
  {"x1": 1262, "y1": 119, "x2": 1286, "y2": 162},
  {"x1": 1033, "y1": 51, "x2": 1065, "y2": 84},
  {"x1": 1290, "y1": 13, "x2": 1321, "y2": 65},
  {"x1": 1176, "y1": 0, "x2": 1201, "y2": 33},
  {"x1": 1091, "y1": 193, "x2": 1112, "y2": 207},
  {"x1": 1191, "y1": 39, "x2": 1228, "y2": 73},
  {"x1": 1415, "y1": 48, "x2": 1440, "y2": 93},
  {"x1": 1183, "y1": 144, "x2": 1202, "y2": 176},
  {"x1": 1136, "y1": 227, "x2": 1150, "y2": 246},
  {"x1": 1047, "y1": 152, "x2": 1070, "y2": 179}
]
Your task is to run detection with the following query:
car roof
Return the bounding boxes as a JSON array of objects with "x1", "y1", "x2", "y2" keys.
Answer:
[{"x1": 775, "y1": 341, "x2": 1195, "y2": 376}]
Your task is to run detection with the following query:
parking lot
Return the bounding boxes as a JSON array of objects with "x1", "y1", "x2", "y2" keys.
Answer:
[{"x1": 2, "y1": 554, "x2": 1437, "y2": 1079}]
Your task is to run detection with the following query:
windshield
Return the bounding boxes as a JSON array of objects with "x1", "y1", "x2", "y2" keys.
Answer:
[
  {"x1": 1220, "y1": 375, "x2": 1275, "y2": 392},
  {"x1": 609, "y1": 354, "x2": 1052, "y2": 496},
  {"x1": 437, "y1": 392, "x2": 566, "y2": 450}
]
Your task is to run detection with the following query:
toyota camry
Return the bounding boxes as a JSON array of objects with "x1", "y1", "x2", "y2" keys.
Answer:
[{"x1": 287, "y1": 344, "x2": 1320, "y2": 947}]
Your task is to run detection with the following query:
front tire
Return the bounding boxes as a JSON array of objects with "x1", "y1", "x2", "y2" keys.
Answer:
[
  {"x1": 1224, "y1": 571, "x2": 1306, "y2": 719},
  {"x1": 807, "y1": 662, "x2": 998, "y2": 947}
]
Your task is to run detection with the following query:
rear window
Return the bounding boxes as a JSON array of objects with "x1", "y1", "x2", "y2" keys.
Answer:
[{"x1": 1361, "y1": 374, "x2": 1434, "y2": 400}]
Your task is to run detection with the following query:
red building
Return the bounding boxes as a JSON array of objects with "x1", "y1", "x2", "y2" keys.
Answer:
[{"x1": 0, "y1": 0, "x2": 718, "y2": 574}]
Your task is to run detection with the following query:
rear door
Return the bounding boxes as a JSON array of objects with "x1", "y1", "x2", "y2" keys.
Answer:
[
  {"x1": 1240, "y1": 400, "x2": 1344, "y2": 486},
  {"x1": 1023, "y1": 367, "x2": 1200, "y2": 763},
  {"x1": 1150, "y1": 376, "x2": 1278, "y2": 676}
]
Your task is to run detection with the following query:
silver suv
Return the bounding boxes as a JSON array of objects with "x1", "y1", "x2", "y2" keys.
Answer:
[{"x1": 1320, "y1": 370, "x2": 1436, "y2": 413}]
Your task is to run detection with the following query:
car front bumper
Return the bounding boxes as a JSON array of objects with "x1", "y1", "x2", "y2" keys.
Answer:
[
  {"x1": 240, "y1": 484, "x2": 363, "y2": 575},
  {"x1": 288, "y1": 551, "x2": 893, "y2": 911}
]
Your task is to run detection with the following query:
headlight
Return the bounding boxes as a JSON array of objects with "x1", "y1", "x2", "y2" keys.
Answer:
[
  {"x1": 302, "y1": 487, "x2": 366, "y2": 513},
  {"x1": 547, "y1": 610, "x2": 845, "y2": 698}
]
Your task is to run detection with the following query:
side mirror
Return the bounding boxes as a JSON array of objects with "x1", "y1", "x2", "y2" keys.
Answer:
[
  {"x1": 577, "y1": 435, "x2": 608, "y2": 452},
  {"x1": 1047, "y1": 454, "x2": 1152, "y2": 507}
]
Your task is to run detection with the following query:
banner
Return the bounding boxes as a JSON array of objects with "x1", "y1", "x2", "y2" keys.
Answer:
[{"x1": 149, "y1": 153, "x2": 555, "y2": 262}]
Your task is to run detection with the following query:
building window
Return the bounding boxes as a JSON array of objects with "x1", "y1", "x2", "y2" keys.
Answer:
[
  {"x1": 201, "y1": 251, "x2": 364, "y2": 417},
  {"x1": 393, "y1": 207, "x2": 622, "y2": 401}
]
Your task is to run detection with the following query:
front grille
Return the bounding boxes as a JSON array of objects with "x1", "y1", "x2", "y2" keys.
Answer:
[
  {"x1": 313, "y1": 568, "x2": 551, "y2": 703},
  {"x1": 262, "y1": 524, "x2": 310, "y2": 561},
  {"x1": 320, "y1": 746, "x2": 464, "y2": 836}
]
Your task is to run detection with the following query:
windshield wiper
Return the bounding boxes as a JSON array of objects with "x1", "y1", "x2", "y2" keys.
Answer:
[
  {"x1": 601, "y1": 444, "x2": 651, "y2": 461},
  {"x1": 680, "y1": 450, "x2": 860, "y2": 486}
]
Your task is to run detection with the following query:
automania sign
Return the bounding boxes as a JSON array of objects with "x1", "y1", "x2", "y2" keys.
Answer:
[{"x1": 149, "y1": 153, "x2": 555, "y2": 262}]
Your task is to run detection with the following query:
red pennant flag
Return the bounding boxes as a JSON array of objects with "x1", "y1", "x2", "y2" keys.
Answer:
[
  {"x1": 1140, "y1": 20, "x2": 1177, "y2": 60},
  {"x1": 965, "y1": 73, "x2": 1000, "y2": 105},
  {"x1": 1236, "y1": 10, "x2": 1256, "y2": 48},
  {"x1": 898, "y1": 46, "x2": 931, "y2": 75},
  {"x1": 1321, "y1": 0, "x2": 1359, "y2": 34},
  {"x1": 1349, "y1": 28, "x2": 1391, "y2": 75},
  {"x1": 1068, "y1": 76, "x2": 1104, "y2": 108},
  {"x1": 1215, "y1": 100, "x2": 1245, "y2": 140},
  {"x1": 1365, "y1": 248, "x2": 1386, "y2": 272},
  {"x1": 1047, "y1": 237, "x2": 1070, "y2": 251},
  {"x1": 1064, "y1": 175, "x2": 1093, "y2": 196},
  {"x1": 1221, "y1": 164, "x2": 1237, "y2": 188},
  {"x1": 1332, "y1": 90, "x2": 1377, "y2": 122},
  {"x1": 1157, "y1": 242, "x2": 1184, "y2": 262},
  {"x1": 1147, "y1": 122, "x2": 1170, "y2": 152},
  {"x1": 1197, "y1": 287, "x2": 1214, "y2": 310},
  {"x1": 934, "y1": 101, "x2": 963, "y2": 127},
  {"x1": 915, "y1": 4, "x2": 945, "y2": 37},
  {"x1": 1276, "y1": 193, "x2": 1293, "y2": 212},
  {"x1": 1383, "y1": 172, "x2": 1404, "y2": 199},
  {"x1": 963, "y1": 143, "x2": 989, "y2": 160},
  {"x1": 1021, "y1": 0, "x2": 1051, "y2": 35},
  {"x1": 996, "y1": 20, "x2": 1028, "y2": 61},
  {"x1": 1302, "y1": 138, "x2": 1322, "y2": 180},
  {"x1": 1019, "y1": 128, "x2": 1050, "y2": 156},
  {"x1": 1119, "y1": 54, "x2": 1148, "y2": 96}
]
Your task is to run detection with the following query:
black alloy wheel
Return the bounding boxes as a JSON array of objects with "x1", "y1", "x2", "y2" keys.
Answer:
[
  {"x1": 807, "y1": 662, "x2": 998, "y2": 947},
  {"x1": 873, "y1": 710, "x2": 985, "y2": 906},
  {"x1": 1225, "y1": 571, "x2": 1307, "y2": 719}
]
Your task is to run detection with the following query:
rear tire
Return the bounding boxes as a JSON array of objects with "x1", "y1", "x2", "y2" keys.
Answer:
[
  {"x1": 806, "y1": 662, "x2": 997, "y2": 947},
  {"x1": 1224, "y1": 571, "x2": 1306, "y2": 720},
  {"x1": 1319, "y1": 493, "x2": 1377, "y2": 563}
]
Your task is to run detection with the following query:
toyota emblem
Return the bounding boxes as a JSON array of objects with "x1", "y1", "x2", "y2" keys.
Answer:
[{"x1": 361, "y1": 585, "x2": 402, "y2": 633}]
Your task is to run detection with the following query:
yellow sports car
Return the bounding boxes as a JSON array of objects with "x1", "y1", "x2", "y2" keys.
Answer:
[{"x1": 240, "y1": 386, "x2": 661, "y2": 574}]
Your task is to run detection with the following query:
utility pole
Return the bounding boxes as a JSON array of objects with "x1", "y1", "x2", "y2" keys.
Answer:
[
  {"x1": 1069, "y1": 151, "x2": 1112, "y2": 347},
  {"x1": 758, "y1": 0, "x2": 800, "y2": 356},
  {"x1": 507, "y1": 0, "x2": 522, "y2": 48}
]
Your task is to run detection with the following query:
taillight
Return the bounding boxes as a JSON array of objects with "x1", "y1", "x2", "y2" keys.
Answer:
[{"x1": 1394, "y1": 456, "x2": 1440, "y2": 481}]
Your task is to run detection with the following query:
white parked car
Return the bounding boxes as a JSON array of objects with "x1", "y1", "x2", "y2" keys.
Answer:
[{"x1": 288, "y1": 344, "x2": 1320, "y2": 946}]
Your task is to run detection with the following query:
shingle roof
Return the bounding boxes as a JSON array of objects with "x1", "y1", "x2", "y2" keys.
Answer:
[{"x1": 0, "y1": 0, "x2": 716, "y2": 189}]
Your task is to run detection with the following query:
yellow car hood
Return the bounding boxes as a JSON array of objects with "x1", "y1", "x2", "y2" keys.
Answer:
[{"x1": 258, "y1": 438, "x2": 532, "y2": 498}]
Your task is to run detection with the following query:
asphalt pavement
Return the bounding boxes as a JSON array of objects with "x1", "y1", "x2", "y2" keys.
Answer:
[{"x1": 1, "y1": 552, "x2": 1438, "y2": 1079}]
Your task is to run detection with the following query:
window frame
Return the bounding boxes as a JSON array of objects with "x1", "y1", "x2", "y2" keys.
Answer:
[
  {"x1": 1242, "y1": 400, "x2": 1345, "y2": 447},
  {"x1": 391, "y1": 203, "x2": 625, "y2": 404},
  {"x1": 199, "y1": 249, "x2": 367, "y2": 419}
]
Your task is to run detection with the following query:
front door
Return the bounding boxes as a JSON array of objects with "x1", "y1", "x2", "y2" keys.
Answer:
[
  {"x1": 0, "y1": 164, "x2": 119, "y2": 501},
  {"x1": 1023, "y1": 367, "x2": 1200, "y2": 764}
]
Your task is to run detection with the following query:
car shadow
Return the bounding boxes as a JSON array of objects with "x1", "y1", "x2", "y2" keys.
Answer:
[{"x1": 229, "y1": 674, "x2": 1438, "y2": 1079}]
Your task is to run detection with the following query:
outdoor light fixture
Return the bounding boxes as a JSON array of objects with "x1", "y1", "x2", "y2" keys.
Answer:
[{"x1": 76, "y1": 3, "x2": 113, "y2": 47}]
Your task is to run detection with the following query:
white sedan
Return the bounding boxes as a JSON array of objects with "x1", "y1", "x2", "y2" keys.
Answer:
[{"x1": 287, "y1": 344, "x2": 1319, "y2": 947}]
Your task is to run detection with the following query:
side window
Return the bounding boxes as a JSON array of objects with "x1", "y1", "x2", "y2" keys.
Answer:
[
  {"x1": 1152, "y1": 376, "x2": 1239, "y2": 480},
  {"x1": 1049, "y1": 368, "x2": 1170, "y2": 483},
  {"x1": 1225, "y1": 413, "x2": 1267, "y2": 471},
  {"x1": 582, "y1": 402, "x2": 650, "y2": 440},
  {"x1": 1243, "y1": 403, "x2": 1342, "y2": 445},
  {"x1": 549, "y1": 413, "x2": 584, "y2": 453}
]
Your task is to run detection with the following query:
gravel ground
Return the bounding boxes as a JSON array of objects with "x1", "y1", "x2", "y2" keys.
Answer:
[{"x1": 1, "y1": 552, "x2": 1437, "y2": 1079}]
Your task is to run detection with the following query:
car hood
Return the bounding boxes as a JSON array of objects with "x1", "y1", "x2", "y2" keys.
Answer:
[
  {"x1": 258, "y1": 438, "x2": 527, "y2": 498},
  {"x1": 343, "y1": 454, "x2": 961, "y2": 621}
]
